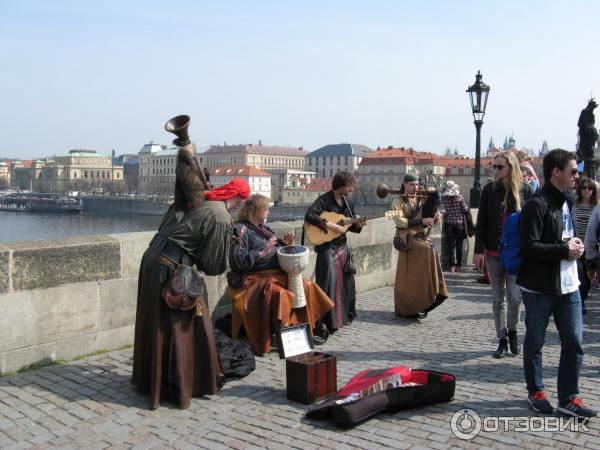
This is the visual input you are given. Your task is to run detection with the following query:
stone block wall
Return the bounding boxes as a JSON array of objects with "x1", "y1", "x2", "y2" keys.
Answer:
[{"x1": 0, "y1": 216, "x2": 441, "y2": 374}]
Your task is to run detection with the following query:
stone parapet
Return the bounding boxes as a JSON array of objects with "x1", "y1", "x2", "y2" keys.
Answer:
[{"x1": 0, "y1": 216, "x2": 440, "y2": 374}]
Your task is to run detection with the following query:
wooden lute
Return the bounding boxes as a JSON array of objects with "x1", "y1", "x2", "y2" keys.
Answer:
[{"x1": 303, "y1": 210, "x2": 403, "y2": 246}]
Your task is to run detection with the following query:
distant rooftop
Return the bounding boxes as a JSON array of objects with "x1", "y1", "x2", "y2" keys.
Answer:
[
  {"x1": 211, "y1": 165, "x2": 272, "y2": 177},
  {"x1": 205, "y1": 144, "x2": 308, "y2": 157},
  {"x1": 69, "y1": 149, "x2": 96, "y2": 154},
  {"x1": 308, "y1": 143, "x2": 373, "y2": 157},
  {"x1": 64, "y1": 149, "x2": 104, "y2": 157},
  {"x1": 138, "y1": 142, "x2": 167, "y2": 155}
]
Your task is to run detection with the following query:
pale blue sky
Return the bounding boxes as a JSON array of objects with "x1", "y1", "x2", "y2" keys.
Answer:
[{"x1": 1, "y1": 0, "x2": 598, "y2": 159}]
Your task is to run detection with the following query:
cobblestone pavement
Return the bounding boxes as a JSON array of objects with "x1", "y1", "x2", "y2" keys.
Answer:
[{"x1": 2, "y1": 269, "x2": 600, "y2": 449}]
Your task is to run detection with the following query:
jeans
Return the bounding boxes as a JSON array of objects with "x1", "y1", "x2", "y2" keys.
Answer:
[
  {"x1": 485, "y1": 255, "x2": 521, "y2": 339},
  {"x1": 444, "y1": 223, "x2": 465, "y2": 267},
  {"x1": 522, "y1": 289, "x2": 583, "y2": 402}
]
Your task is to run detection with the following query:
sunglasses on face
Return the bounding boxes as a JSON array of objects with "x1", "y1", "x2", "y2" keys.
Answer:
[
  {"x1": 582, "y1": 186, "x2": 594, "y2": 191},
  {"x1": 492, "y1": 164, "x2": 506, "y2": 170}
]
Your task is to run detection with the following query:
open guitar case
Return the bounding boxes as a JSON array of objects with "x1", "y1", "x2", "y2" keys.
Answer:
[{"x1": 305, "y1": 366, "x2": 456, "y2": 427}]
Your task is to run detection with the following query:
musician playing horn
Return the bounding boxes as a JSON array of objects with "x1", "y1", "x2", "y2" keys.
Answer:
[
  {"x1": 228, "y1": 194, "x2": 334, "y2": 355},
  {"x1": 304, "y1": 171, "x2": 367, "y2": 342},
  {"x1": 391, "y1": 173, "x2": 448, "y2": 319}
]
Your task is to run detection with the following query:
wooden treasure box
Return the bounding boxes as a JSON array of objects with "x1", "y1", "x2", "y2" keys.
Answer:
[{"x1": 277, "y1": 323, "x2": 337, "y2": 404}]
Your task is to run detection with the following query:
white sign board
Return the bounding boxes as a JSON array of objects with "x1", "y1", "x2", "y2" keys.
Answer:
[{"x1": 280, "y1": 326, "x2": 312, "y2": 358}]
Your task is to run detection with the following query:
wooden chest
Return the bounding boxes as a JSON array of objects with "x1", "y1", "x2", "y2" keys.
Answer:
[
  {"x1": 286, "y1": 351, "x2": 337, "y2": 404},
  {"x1": 277, "y1": 323, "x2": 337, "y2": 404}
]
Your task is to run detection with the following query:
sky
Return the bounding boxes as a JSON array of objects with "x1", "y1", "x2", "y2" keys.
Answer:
[{"x1": 1, "y1": 0, "x2": 599, "y2": 160}]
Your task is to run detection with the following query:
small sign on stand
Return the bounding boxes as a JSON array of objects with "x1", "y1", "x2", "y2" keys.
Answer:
[{"x1": 277, "y1": 323, "x2": 337, "y2": 404}]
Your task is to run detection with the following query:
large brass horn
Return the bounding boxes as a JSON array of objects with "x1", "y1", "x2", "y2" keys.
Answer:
[
  {"x1": 376, "y1": 183, "x2": 402, "y2": 199},
  {"x1": 164, "y1": 115, "x2": 191, "y2": 147},
  {"x1": 164, "y1": 114, "x2": 211, "y2": 191}
]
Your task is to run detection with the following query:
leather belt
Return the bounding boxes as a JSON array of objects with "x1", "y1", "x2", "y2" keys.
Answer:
[{"x1": 149, "y1": 233, "x2": 194, "y2": 266}]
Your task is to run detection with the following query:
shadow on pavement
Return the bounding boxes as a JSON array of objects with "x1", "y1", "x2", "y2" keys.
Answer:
[{"x1": 0, "y1": 356, "x2": 146, "y2": 409}]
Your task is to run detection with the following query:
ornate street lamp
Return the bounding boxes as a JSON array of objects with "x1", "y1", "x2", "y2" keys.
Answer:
[{"x1": 466, "y1": 70, "x2": 490, "y2": 208}]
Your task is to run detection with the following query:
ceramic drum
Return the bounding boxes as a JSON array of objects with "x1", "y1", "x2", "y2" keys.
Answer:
[{"x1": 277, "y1": 245, "x2": 309, "y2": 309}]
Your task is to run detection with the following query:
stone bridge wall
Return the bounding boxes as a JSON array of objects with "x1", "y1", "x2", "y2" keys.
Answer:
[{"x1": 0, "y1": 216, "x2": 468, "y2": 374}]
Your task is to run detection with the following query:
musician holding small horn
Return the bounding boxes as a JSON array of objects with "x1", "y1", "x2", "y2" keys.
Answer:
[
  {"x1": 131, "y1": 115, "x2": 250, "y2": 410},
  {"x1": 388, "y1": 173, "x2": 448, "y2": 319},
  {"x1": 304, "y1": 171, "x2": 367, "y2": 341}
]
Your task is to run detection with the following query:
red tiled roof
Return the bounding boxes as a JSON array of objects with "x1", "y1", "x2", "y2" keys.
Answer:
[
  {"x1": 364, "y1": 147, "x2": 445, "y2": 159},
  {"x1": 305, "y1": 178, "x2": 331, "y2": 191},
  {"x1": 361, "y1": 147, "x2": 451, "y2": 165},
  {"x1": 15, "y1": 160, "x2": 34, "y2": 168}
]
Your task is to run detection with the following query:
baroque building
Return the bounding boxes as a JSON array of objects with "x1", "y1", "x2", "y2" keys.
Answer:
[{"x1": 305, "y1": 143, "x2": 372, "y2": 178}]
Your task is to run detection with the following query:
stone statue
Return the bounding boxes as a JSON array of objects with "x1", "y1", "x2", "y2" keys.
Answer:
[
  {"x1": 419, "y1": 169, "x2": 443, "y2": 191},
  {"x1": 577, "y1": 99, "x2": 599, "y2": 179}
]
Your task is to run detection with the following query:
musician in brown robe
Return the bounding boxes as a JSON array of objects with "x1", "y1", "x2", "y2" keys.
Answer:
[
  {"x1": 131, "y1": 163, "x2": 251, "y2": 409},
  {"x1": 228, "y1": 194, "x2": 334, "y2": 355},
  {"x1": 304, "y1": 171, "x2": 366, "y2": 340},
  {"x1": 391, "y1": 173, "x2": 448, "y2": 318}
]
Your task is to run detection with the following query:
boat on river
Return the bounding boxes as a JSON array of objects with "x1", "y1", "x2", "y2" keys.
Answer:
[{"x1": 0, "y1": 193, "x2": 83, "y2": 213}]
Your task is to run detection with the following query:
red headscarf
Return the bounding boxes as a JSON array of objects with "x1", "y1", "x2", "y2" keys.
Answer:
[{"x1": 204, "y1": 178, "x2": 251, "y2": 201}]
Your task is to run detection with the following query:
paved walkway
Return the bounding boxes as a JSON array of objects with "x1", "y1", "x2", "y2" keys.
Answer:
[{"x1": 1, "y1": 270, "x2": 600, "y2": 449}]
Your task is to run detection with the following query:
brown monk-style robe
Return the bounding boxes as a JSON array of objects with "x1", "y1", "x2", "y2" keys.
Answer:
[
  {"x1": 131, "y1": 200, "x2": 233, "y2": 410},
  {"x1": 391, "y1": 195, "x2": 448, "y2": 316}
]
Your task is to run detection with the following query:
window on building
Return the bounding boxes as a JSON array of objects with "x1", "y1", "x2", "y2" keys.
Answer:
[{"x1": 345, "y1": 156, "x2": 348, "y2": 165}]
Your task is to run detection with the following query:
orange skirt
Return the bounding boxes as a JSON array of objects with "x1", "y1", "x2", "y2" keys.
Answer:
[{"x1": 230, "y1": 268, "x2": 334, "y2": 355}]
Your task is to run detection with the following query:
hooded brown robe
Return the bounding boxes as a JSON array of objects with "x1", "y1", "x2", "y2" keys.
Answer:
[{"x1": 131, "y1": 200, "x2": 233, "y2": 409}]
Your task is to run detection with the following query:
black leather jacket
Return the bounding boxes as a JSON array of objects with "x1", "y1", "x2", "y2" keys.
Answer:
[
  {"x1": 474, "y1": 181, "x2": 532, "y2": 254},
  {"x1": 516, "y1": 183, "x2": 572, "y2": 295}
]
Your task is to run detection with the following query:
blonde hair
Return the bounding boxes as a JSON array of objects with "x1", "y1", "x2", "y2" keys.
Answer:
[
  {"x1": 236, "y1": 194, "x2": 270, "y2": 221},
  {"x1": 514, "y1": 149, "x2": 532, "y2": 163},
  {"x1": 496, "y1": 151, "x2": 523, "y2": 212}
]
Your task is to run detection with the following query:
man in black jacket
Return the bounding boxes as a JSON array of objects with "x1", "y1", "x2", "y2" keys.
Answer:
[{"x1": 518, "y1": 148, "x2": 596, "y2": 418}]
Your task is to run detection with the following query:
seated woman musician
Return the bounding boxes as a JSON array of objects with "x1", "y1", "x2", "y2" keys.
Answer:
[{"x1": 228, "y1": 194, "x2": 334, "y2": 355}]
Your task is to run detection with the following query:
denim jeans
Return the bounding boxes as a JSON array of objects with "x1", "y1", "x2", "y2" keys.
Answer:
[
  {"x1": 522, "y1": 289, "x2": 583, "y2": 402},
  {"x1": 485, "y1": 255, "x2": 521, "y2": 339}
]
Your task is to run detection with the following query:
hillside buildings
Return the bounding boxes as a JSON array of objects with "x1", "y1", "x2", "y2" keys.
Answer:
[
  {"x1": 200, "y1": 143, "x2": 307, "y2": 171},
  {"x1": 306, "y1": 143, "x2": 372, "y2": 179},
  {"x1": 5, "y1": 150, "x2": 124, "y2": 194}
]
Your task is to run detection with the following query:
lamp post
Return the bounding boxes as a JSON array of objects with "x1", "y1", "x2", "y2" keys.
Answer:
[{"x1": 466, "y1": 70, "x2": 490, "y2": 208}]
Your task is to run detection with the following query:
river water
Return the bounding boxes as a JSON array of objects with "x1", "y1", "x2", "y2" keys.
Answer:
[
  {"x1": 0, "y1": 204, "x2": 388, "y2": 244},
  {"x1": 0, "y1": 212, "x2": 163, "y2": 243}
]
